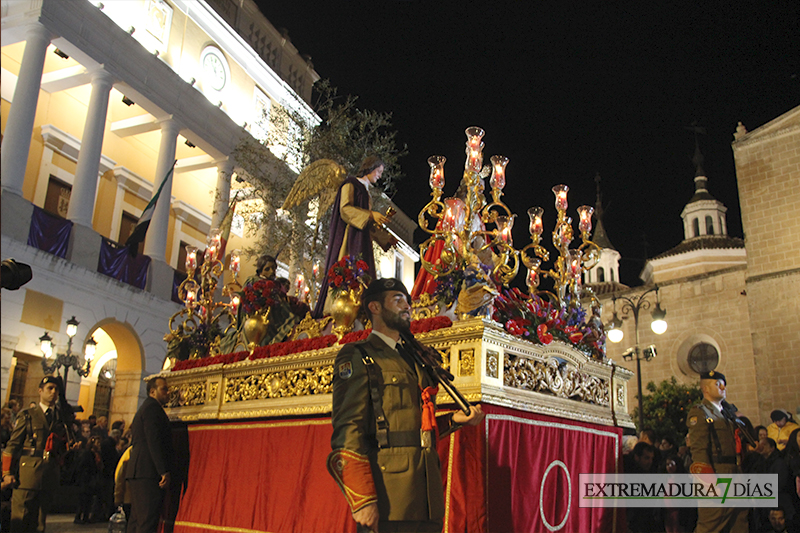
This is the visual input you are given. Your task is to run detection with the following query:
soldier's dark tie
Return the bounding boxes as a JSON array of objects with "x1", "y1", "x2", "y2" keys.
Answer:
[
  {"x1": 396, "y1": 341, "x2": 416, "y2": 371},
  {"x1": 45, "y1": 407, "x2": 53, "y2": 426}
]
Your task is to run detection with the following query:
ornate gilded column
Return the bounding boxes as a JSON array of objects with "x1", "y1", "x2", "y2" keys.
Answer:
[
  {"x1": 67, "y1": 69, "x2": 115, "y2": 227},
  {"x1": 143, "y1": 119, "x2": 181, "y2": 262},
  {"x1": 0, "y1": 24, "x2": 53, "y2": 195}
]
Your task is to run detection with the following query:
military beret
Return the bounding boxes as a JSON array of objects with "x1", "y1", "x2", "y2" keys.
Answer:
[
  {"x1": 39, "y1": 375, "x2": 60, "y2": 388},
  {"x1": 362, "y1": 277, "x2": 410, "y2": 304},
  {"x1": 700, "y1": 371, "x2": 725, "y2": 384}
]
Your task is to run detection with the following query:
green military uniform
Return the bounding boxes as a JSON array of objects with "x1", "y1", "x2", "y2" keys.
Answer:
[
  {"x1": 328, "y1": 333, "x2": 460, "y2": 532},
  {"x1": 687, "y1": 394, "x2": 748, "y2": 532},
  {"x1": 2, "y1": 404, "x2": 65, "y2": 532}
]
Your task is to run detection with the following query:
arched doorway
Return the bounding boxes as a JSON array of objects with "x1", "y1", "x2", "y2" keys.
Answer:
[{"x1": 77, "y1": 320, "x2": 144, "y2": 426}]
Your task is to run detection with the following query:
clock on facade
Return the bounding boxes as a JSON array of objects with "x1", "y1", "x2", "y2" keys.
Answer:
[{"x1": 200, "y1": 46, "x2": 228, "y2": 92}]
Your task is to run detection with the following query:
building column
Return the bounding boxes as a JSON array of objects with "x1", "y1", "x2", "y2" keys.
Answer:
[
  {"x1": 0, "y1": 24, "x2": 53, "y2": 195},
  {"x1": 211, "y1": 159, "x2": 234, "y2": 229},
  {"x1": 143, "y1": 119, "x2": 181, "y2": 262},
  {"x1": 67, "y1": 69, "x2": 115, "y2": 227}
]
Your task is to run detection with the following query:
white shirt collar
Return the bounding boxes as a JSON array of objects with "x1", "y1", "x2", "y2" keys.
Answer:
[
  {"x1": 39, "y1": 402, "x2": 52, "y2": 414},
  {"x1": 356, "y1": 176, "x2": 371, "y2": 190},
  {"x1": 371, "y1": 330, "x2": 398, "y2": 351}
]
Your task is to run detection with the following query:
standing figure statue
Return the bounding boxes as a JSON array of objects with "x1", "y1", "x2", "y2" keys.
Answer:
[{"x1": 313, "y1": 156, "x2": 393, "y2": 318}]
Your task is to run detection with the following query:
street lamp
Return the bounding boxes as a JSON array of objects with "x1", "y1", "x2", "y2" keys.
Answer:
[
  {"x1": 607, "y1": 287, "x2": 667, "y2": 431},
  {"x1": 40, "y1": 316, "x2": 96, "y2": 395}
]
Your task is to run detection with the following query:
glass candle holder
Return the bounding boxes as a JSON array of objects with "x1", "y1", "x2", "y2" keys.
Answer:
[
  {"x1": 489, "y1": 155, "x2": 509, "y2": 191},
  {"x1": 577, "y1": 205, "x2": 594, "y2": 234},
  {"x1": 552, "y1": 184, "x2": 569, "y2": 211},
  {"x1": 528, "y1": 207, "x2": 544, "y2": 237},
  {"x1": 428, "y1": 155, "x2": 446, "y2": 190}
]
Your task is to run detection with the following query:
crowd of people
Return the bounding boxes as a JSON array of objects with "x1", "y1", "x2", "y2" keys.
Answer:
[
  {"x1": 1, "y1": 396, "x2": 132, "y2": 529},
  {"x1": 624, "y1": 404, "x2": 800, "y2": 533}
]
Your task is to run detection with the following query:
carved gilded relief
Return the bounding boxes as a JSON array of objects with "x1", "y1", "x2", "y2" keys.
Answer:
[
  {"x1": 503, "y1": 355, "x2": 609, "y2": 406},
  {"x1": 486, "y1": 350, "x2": 499, "y2": 378},
  {"x1": 208, "y1": 382, "x2": 219, "y2": 401},
  {"x1": 224, "y1": 365, "x2": 334, "y2": 403},
  {"x1": 459, "y1": 348, "x2": 475, "y2": 377},
  {"x1": 168, "y1": 382, "x2": 207, "y2": 407}
]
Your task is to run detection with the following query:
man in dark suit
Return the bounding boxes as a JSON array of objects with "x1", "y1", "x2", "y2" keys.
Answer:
[
  {"x1": 127, "y1": 377, "x2": 172, "y2": 533},
  {"x1": 328, "y1": 278, "x2": 483, "y2": 533},
  {"x1": 2, "y1": 376, "x2": 68, "y2": 532}
]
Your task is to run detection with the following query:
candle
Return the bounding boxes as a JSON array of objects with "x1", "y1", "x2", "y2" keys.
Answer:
[
  {"x1": 185, "y1": 246, "x2": 197, "y2": 271},
  {"x1": 526, "y1": 267, "x2": 540, "y2": 290},
  {"x1": 313, "y1": 262, "x2": 319, "y2": 277},
  {"x1": 490, "y1": 155, "x2": 508, "y2": 191},
  {"x1": 577, "y1": 206, "x2": 594, "y2": 234},
  {"x1": 528, "y1": 207, "x2": 544, "y2": 237},
  {"x1": 186, "y1": 288, "x2": 196, "y2": 306},
  {"x1": 231, "y1": 295, "x2": 240, "y2": 315},
  {"x1": 496, "y1": 215, "x2": 514, "y2": 246},
  {"x1": 230, "y1": 249, "x2": 241, "y2": 276},
  {"x1": 428, "y1": 156, "x2": 446, "y2": 190},
  {"x1": 552, "y1": 184, "x2": 569, "y2": 211}
]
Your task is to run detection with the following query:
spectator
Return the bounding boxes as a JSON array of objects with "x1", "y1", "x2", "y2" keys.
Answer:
[
  {"x1": 768, "y1": 410, "x2": 800, "y2": 451},
  {"x1": 73, "y1": 437, "x2": 101, "y2": 524},
  {"x1": 661, "y1": 454, "x2": 693, "y2": 533},
  {"x1": 80, "y1": 420, "x2": 92, "y2": 441},
  {"x1": 622, "y1": 435, "x2": 639, "y2": 455},
  {"x1": 0, "y1": 409, "x2": 13, "y2": 449},
  {"x1": 764, "y1": 507, "x2": 788, "y2": 533},
  {"x1": 92, "y1": 416, "x2": 109, "y2": 438},
  {"x1": 761, "y1": 438, "x2": 795, "y2": 524},
  {"x1": 116, "y1": 437, "x2": 130, "y2": 455},
  {"x1": 783, "y1": 429, "x2": 800, "y2": 529},
  {"x1": 111, "y1": 419, "x2": 125, "y2": 433},
  {"x1": 1, "y1": 401, "x2": 20, "y2": 425},
  {"x1": 755, "y1": 425, "x2": 769, "y2": 441},
  {"x1": 626, "y1": 442, "x2": 661, "y2": 532},
  {"x1": 639, "y1": 429, "x2": 661, "y2": 472},
  {"x1": 88, "y1": 414, "x2": 97, "y2": 428},
  {"x1": 114, "y1": 446, "x2": 132, "y2": 519},
  {"x1": 97, "y1": 431, "x2": 120, "y2": 520}
]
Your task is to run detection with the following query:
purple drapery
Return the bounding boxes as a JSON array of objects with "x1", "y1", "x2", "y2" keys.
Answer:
[
  {"x1": 97, "y1": 239, "x2": 151, "y2": 289},
  {"x1": 27, "y1": 205, "x2": 73, "y2": 258}
]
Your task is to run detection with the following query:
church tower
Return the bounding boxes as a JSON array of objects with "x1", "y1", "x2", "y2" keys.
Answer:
[
  {"x1": 680, "y1": 141, "x2": 729, "y2": 239},
  {"x1": 584, "y1": 173, "x2": 622, "y2": 286}
]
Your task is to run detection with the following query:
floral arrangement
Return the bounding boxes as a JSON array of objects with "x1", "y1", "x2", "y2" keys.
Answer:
[
  {"x1": 171, "y1": 316, "x2": 455, "y2": 371},
  {"x1": 328, "y1": 255, "x2": 372, "y2": 300},
  {"x1": 432, "y1": 271, "x2": 463, "y2": 307},
  {"x1": 492, "y1": 288, "x2": 605, "y2": 360},
  {"x1": 242, "y1": 279, "x2": 283, "y2": 314}
]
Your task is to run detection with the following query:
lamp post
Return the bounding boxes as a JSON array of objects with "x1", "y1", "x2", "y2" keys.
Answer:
[
  {"x1": 606, "y1": 287, "x2": 667, "y2": 431},
  {"x1": 40, "y1": 316, "x2": 97, "y2": 396}
]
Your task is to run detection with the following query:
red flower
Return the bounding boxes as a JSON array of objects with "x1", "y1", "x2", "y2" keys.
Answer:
[
  {"x1": 356, "y1": 260, "x2": 369, "y2": 271},
  {"x1": 537, "y1": 324, "x2": 553, "y2": 344}
]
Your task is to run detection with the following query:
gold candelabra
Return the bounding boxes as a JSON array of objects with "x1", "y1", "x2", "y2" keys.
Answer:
[
  {"x1": 168, "y1": 228, "x2": 241, "y2": 356},
  {"x1": 418, "y1": 127, "x2": 601, "y2": 308}
]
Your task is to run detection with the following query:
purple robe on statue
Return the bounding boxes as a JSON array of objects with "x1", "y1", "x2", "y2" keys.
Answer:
[{"x1": 313, "y1": 176, "x2": 376, "y2": 318}]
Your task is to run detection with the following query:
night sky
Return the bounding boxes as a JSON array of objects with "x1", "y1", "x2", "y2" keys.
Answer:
[{"x1": 257, "y1": 1, "x2": 799, "y2": 287}]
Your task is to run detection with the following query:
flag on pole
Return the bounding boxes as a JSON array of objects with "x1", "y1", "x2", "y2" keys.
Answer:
[
  {"x1": 217, "y1": 197, "x2": 238, "y2": 258},
  {"x1": 126, "y1": 160, "x2": 177, "y2": 256}
]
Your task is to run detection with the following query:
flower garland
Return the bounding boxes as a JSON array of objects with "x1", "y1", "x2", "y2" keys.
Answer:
[
  {"x1": 328, "y1": 255, "x2": 371, "y2": 300},
  {"x1": 171, "y1": 316, "x2": 454, "y2": 371},
  {"x1": 492, "y1": 288, "x2": 604, "y2": 359}
]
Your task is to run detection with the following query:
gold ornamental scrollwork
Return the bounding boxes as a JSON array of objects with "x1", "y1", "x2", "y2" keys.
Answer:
[
  {"x1": 503, "y1": 355, "x2": 609, "y2": 406},
  {"x1": 224, "y1": 365, "x2": 334, "y2": 403},
  {"x1": 167, "y1": 381, "x2": 208, "y2": 407},
  {"x1": 411, "y1": 293, "x2": 442, "y2": 321},
  {"x1": 208, "y1": 382, "x2": 219, "y2": 401}
]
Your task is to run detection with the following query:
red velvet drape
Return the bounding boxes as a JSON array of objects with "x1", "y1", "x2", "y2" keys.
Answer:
[
  {"x1": 480, "y1": 405, "x2": 623, "y2": 533},
  {"x1": 167, "y1": 405, "x2": 623, "y2": 533},
  {"x1": 170, "y1": 419, "x2": 354, "y2": 533}
]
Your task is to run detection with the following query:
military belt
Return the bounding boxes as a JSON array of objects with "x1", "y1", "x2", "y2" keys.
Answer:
[
  {"x1": 389, "y1": 430, "x2": 433, "y2": 448},
  {"x1": 21, "y1": 447, "x2": 42, "y2": 458},
  {"x1": 712, "y1": 455, "x2": 737, "y2": 464}
]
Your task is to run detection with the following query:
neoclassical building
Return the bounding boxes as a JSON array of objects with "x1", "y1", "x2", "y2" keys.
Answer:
[
  {"x1": 1, "y1": 0, "x2": 418, "y2": 422},
  {"x1": 597, "y1": 106, "x2": 799, "y2": 426}
]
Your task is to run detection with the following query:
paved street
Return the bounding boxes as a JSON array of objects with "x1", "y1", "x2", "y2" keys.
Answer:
[{"x1": 46, "y1": 514, "x2": 111, "y2": 533}]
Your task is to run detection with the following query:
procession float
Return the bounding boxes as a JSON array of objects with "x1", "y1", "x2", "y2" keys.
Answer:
[{"x1": 153, "y1": 128, "x2": 634, "y2": 533}]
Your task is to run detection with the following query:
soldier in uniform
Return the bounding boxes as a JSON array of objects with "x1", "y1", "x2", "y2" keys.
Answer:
[
  {"x1": 327, "y1": 278, "x2": 483, "y2": 533},
  {"x1": 686, "y1": 371, "x2": 748, "y2": 533},
  {"x1": 2, "y1": 376, "x2": 69, "y2": 532}
]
